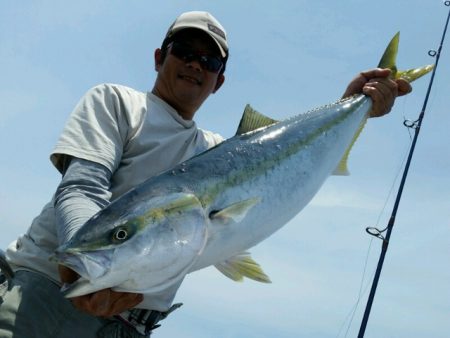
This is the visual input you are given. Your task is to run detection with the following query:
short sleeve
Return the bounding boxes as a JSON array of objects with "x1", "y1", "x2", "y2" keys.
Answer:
[{"x1": 51, "y1": 84, "x2": 129, "y2": 174}]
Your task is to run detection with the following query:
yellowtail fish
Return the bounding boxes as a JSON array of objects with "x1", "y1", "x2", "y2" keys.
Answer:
[{"x1": 54, "y1": 33, "x2": 432, "y2": 301}]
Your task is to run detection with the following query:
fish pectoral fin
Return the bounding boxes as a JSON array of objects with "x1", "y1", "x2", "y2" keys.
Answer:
[
  {"x1": 209, "y1": 197, "x2": 261, "y2": 223},
  {"x1": 214, "y1": 252, "x2": 271, "y2": 283},
  {"x1": 332, "y1": 119, "x2": 367, "y2": 176},
  {"x1": 235, "y1": 104, "x2": 279, "y2": 135}
]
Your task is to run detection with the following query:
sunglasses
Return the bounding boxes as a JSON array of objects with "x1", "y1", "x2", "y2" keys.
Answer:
[{"x1": 168, "y1": 41, "x2": 224, "y2": 73}]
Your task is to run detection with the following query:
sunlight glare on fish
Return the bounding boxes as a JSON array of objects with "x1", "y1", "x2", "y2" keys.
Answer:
[
  {"x1": 175, "y1": 239, "x2": 189, "y2": 246},
  {"x1": 254, "y1": 126, "x2": 286, "y2": 143}
]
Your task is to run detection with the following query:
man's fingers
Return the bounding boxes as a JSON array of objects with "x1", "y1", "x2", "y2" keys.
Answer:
[
  {"x1": 71, "y1": 295, "x2": 97, "y2": 315},
  {"x1": 367, "y1": 79, "x2": 397, "y2": 101},
  {"x1": 397, "y1": 78, "x2": 412, "y2": 96},
  {"x1": 362, "y1": 69, "x2": 412, "y2": 96},
  {"x1": 108, "y1": 292, "x2": 144, "y2": 316},
  {"x1": 342, "y1": 68, "x2": 392, "y2": 99},
  {"x1": 70, "y1": 289, "x2": 143, "y2": 317},
  {"x1": 363, "y1": 86, "x2": 388, "y2": 117},
  {"x1": 343, "y1": 67, "x2": 413, "y2": 118},
  {"x1": 87, "y1": 289, "x2": 113, "y2": 315},
  {"x1": 360, "y1": 68, "x2": 391, "y2": 80},
  {"x1": 363, "y1": 79, "x2": 397, "y2": 117},
  {"x1": 71, "y1": 289, "x2": 110, "y2": 316}
]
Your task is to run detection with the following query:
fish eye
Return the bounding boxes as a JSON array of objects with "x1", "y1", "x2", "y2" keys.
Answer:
[{"x1": 113, "y1": 228, "x2": 128, "y2": 241}]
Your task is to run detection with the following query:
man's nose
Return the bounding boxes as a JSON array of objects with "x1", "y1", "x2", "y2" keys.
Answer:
[{"x1": 185, "y1": 58, "x2": 203, "y2": 72}]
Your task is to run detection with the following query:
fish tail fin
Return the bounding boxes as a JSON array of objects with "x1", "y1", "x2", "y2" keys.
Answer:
[
  {"x1": 378, "y1": 32, "x2": 434, "y2": 82},
  {"x1": 334, "y1": 33, "x2": 434, "y2": 176}
]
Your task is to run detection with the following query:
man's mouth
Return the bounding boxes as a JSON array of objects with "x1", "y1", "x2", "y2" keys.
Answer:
[{"x1": 178, "y1": 74, "x2": 202, "y2": 85}]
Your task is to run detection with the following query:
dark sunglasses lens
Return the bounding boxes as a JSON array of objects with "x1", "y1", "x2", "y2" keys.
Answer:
[
  {"x1": 170, "y1": 43, "x2": 223, "y2": 73},
  {"x1": 170, "y1": 43, "x2": 189, "y2": 59},
  {"x1": 200, "y1": 56, "x2": 223, "y2": 72}
]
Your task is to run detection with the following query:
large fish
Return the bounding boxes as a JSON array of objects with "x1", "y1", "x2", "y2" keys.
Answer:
[{"x1": 54, "y1": 33, "x2": 432, "y2": 298}]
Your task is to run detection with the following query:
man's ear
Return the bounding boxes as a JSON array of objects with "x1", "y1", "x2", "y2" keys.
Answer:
[
  {"x1": 154, "y1": 48, "x2": 162, "y2": 71},
  {"x1": 213, "y1": 74, "x2": 225, "y2": 93}
]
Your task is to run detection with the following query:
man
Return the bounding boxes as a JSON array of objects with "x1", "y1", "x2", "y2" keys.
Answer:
[{"x1": 0, "y1": 10, "x2": 410, "y2": 338}]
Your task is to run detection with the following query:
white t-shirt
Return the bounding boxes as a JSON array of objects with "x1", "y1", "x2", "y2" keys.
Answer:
[{"x1": 6, "y1": 83, "x2": 224, "y2": 310}]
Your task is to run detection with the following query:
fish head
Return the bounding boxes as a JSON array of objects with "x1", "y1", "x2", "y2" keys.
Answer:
[{"x1": 53, "y1": 192, "x2": 208, "y2": 297}]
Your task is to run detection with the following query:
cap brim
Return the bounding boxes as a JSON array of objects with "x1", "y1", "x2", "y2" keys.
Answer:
[{"x1": 169, "y1": 26, "x2": 227, "y2": 58}]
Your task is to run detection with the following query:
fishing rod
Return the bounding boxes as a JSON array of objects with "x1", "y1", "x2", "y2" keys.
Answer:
[{"x1": 357, "y1": 1, "x2": 450, "y2": 336}]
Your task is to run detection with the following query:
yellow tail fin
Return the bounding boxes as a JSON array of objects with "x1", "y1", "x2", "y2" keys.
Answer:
[
  {"x1": 333, "y1": 32, "x2": 434, "y2": 176},
  {"x1": 378, "y1": 32, "x2": 434, "y2": 82}
]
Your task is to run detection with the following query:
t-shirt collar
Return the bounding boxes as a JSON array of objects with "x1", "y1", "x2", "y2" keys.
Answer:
[{"x1": 147, "y1": 92, "x2": 195, "y2": 129}]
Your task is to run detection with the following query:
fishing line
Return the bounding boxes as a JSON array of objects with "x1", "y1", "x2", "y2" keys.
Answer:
[
  {"x1": 337, "y1": 132, "x2": 413, "y2": 338},
  {"x1": 338, "y1": 19, "x2": 436, "y2": 331},
  {"x1": 358, "y1": 2, "x2": 450, "y2": 336},
  {"x1": 337, "y1": 82, "x2": 416, "y2": 338},
  {"x1": 336, "y1": 238, "x2": 373, "y2": 338}
]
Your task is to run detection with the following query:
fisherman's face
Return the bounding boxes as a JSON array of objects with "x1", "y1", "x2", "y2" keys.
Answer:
[{"x1": 153, "y1": 29, "x2": 225, "y2": 120}]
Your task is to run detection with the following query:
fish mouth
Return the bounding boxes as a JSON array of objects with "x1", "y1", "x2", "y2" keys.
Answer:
[
  {"x1": 52, "y1": 249, "x2": 113, "y2": 281},
  {"x1": 60, "y1": 277, "x2": 101, "y2": 298}
]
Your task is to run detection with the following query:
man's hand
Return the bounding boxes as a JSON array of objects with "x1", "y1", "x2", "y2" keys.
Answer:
[
  {"x1": 342, "y1": 68, "x2": 412, "y2": 118},
  {"x1": 59, "y1": 265, "x2": 143, "y2": 317}
]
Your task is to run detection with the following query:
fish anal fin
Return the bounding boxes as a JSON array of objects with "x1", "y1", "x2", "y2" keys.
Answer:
[
  {"x1": 236, "y1": 104, "x2": 279, "y2": 135},
  {"x1": 333, "y1": 161, "x2": 350, "y2": 176},
  {"x1": 209, "y1": 197, "x2": 261, "y2": 223},
  {"x1": 333, "y1": 119, "x2": 367, "y2": 176},
  {"x1": 214, "y1": 252, "x2": 271, "y2": 283}
]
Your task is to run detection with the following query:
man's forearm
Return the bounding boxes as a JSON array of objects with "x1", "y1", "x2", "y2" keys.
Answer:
[{"x1": 54, "y1": 157, "x2": 113, "y2": 245}]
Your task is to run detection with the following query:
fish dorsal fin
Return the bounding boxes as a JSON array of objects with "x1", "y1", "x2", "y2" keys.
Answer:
[
  {"x1": 209, "y1": 197, "x2": 261, "y2": 223},
  {"x1": 333, "y1": 119, "x2": 367, "y2": 176},
  {"x1": 235, "y1": 104, "x2": 279, "y2": 136},
  {"x1": 214, "y1": 252, "x2": 271, "y2": 283}
]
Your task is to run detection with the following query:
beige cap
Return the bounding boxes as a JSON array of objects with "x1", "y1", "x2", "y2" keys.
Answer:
[{"x1": 166, "y1": 11, "x2": 228, "y2": 58}]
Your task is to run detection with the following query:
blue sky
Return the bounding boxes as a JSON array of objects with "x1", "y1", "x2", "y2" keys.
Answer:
[{"x1": 1, "y1": 1, "x2": 449, "y2": 337}]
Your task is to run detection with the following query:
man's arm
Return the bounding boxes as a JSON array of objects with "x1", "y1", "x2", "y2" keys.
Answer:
[{"x1": 55, "y1": 157, "x2": 143, "y2": 317}]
